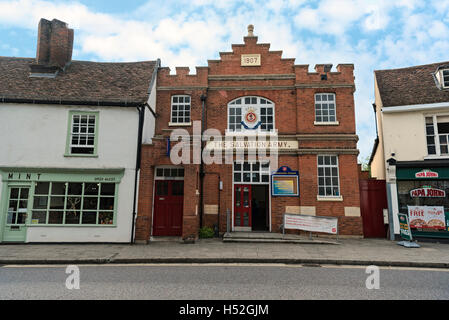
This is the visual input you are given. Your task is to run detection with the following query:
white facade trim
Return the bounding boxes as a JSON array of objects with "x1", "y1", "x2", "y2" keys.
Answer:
[{"x1": 382, "y1": 102, "x2": 449, "y2": 113}]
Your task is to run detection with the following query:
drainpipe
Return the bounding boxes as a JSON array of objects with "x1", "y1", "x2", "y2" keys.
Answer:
[
  {"x1": 199, "y1": 92, "x2": 207, "y2": 229},
  {"x1": 131, "y1": 104, "x2": 145, "y2": 243}
]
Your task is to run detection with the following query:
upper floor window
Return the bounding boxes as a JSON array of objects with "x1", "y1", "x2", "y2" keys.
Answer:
[
  {"x1": 66, "y1": 111, "x2": 98, "y2": 156},
  {"x1": 315, "y1": 93, "x2": 336, "y2": 123},
  {"x1": 426, "y1": 116, "x2": 449, "y2": 156},
  {"x1": 171, "y1": 95, "x2": 191, "y2": 124},
  {"x1": 228, "y1": 96, "x2": 274, "y2": 132},
  {"x1": 435, "y1": 69, "x2": 449, "y2": 89}
]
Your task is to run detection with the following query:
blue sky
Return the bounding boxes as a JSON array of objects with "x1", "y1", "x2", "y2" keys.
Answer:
[{"x1": 1, "y1": 0, "x2": 449, "y2": 162}]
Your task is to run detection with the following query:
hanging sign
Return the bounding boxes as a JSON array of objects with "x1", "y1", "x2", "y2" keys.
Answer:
[
  {"x1": 272, "y1": 166, "x2": 299, "y2": 196},
  {"x1": 407, "y1": 205, "x2": 446, "y2": 230},
  {"x1": 409, "y1": 186, "x2": 446, "y2": 198},
  {"x1": 415, "y1": 169, "x2": 439, "y2": 178}
]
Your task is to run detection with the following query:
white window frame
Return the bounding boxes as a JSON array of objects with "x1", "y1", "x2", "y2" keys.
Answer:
[
  {"x1": 227, "y1": 96, "x2": 275, "y2": 133},
  {"x1": 314, "y1": 93, "x2": 339, "y2": 125},
  {"x1": 169, "y1": 95, "x2": 191, "y2": 126},
  {"x1": 233, "y1": 161, "x2": 270, "y2": 184},
  {"x1": 66, "y1": 112, "x2": 98, "y2": 156},
  {"x1": 424, "y1": 114, "x2": 449, "y2": 158},
  {"x1": 317, "y1": 155, "x2": 342, "y2": 200},
  {"x1": 437, "y1": 69, "x2": 449, "y2": 89}
]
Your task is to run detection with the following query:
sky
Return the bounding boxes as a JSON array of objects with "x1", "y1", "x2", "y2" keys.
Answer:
[{"x1": 1, "y1": 0, "x2": 449, "y2": 162}]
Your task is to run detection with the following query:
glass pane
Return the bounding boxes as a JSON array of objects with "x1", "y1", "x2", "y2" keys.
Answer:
[
  {"x1": 82, "y1": 211, "x2": 97, "y2": 224},
  {"x1": 99, "y1": 212, "x2": 113, "y2": 225},
  {"x1": 10, "y1": 188, "x2": 19, "y2": 199},
  {"x1": 85, "y1": 183, "x2": 99, "y2": 196},
  {"x1": 426, "y1": 125, "x2": 434, "y2": 135},
  {"x1": 252, "y1": 162, "x2": 260, "y2": 171},
  {"x1": 66, "y1": 196, "x2": 81, "y2": 210},
  {"x1": 20, "y1": 189, "x2": 29, "y2": 199},
  {"x1": 48, "y1": 211, "x2": 63, "y2": 224},
  {"x1": 243, "y1": 173, "x2": 251, "y2": 182},
  {"x1": 243, "y1": 188, "x2": 249, "y2": 207},
  {"x1": 156, "y1": 181, "x2": 169, "y2": 196},
  {"x1": 234, "y1": 173, "x2": 241, "y2": 182},
  {"x1": 101, "y1": 183, "x2": 115, "y2": 196},
  {"x1": 261, "y1": 174, "x2": 269, "y2": 183},
  {"x1": 252, "y1": 173, "x2": 260, "y2": 182},
  {"x1": 100, "y1": 197, "x2": 114, "y2": 210},
  {"x1": 67, "y1": 183, "x2": 82, "y2": 195},
  {"x1": 441, "y1": 145, "x2": 448, "y2": 154},
  {"x1": 50, "y1": 197, "x2": 65, "y2": 210},
  {"x1": 235, "y1": 187, "x2": 241, "y2": 208},
  {"x1": 243, "y1": 163, "x2": 251, "y2": 171},
  {"x1": 65, "y1": 211, "x2": 81, "y2": 224},
  {"x1": 156, "y1": 168, "x2": 164, "y2": 176},
  {"x1": 439, "y1": 135, "x2": 447, "y2": 144},
  {"x1": 51, "y1": 183, "x2": 66, "y2": 195},
  {"x1": 83, "y1": 197, "x2": 98, "y2": 210},
  {"x1": 18, "y1": 200, "x2": 28, "y2": 209},
  {"x1": 234, "y1": 163, "x2": 241, "y2": 171},
  {"x1": 243, "y1": 212, "x2": 249, "y2": 226},
  {"x1": 428, "y1": 146, "x2": 436, "y2": 155},
  {"x1": 35, "y1": 182, "x2": 50, "y2": 195},
  {"x1": 16, "y1": 211, "x2": 27, "y2": 224},
  {"x1": 33, "y1": 196, "x2": 48, "y2": 209},
  {"x1": 31, "y1": 211, "x2": 47, "y2": 224},
  {"x1": 7, "y1": 209, "x2": 16, "y2": 224}
]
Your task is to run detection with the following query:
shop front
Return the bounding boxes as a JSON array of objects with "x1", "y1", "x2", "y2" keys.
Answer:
[
  {"x1": 396, "y1": 165, "x2": 449, "y2": 239},
  {"x1": 0, "y1": 167, "x2": 127, "y2": 243}
]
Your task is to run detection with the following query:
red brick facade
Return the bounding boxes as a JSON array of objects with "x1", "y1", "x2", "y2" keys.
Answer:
[{"x1": 136, "y1": 34, "x2": 362, "y2": 242}]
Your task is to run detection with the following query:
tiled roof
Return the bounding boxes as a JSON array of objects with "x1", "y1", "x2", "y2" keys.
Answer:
[
  {"x1": 0, "y1": 57, "x2": 157, "y2": 105},
  {"x1": 375, "y1": 61, "x2": 449, "y2": 108}
]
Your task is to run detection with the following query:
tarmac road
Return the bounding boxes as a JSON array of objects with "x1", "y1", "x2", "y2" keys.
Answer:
[{"x1": 0, "y1": 263, "x2": 448, "y2": 300}]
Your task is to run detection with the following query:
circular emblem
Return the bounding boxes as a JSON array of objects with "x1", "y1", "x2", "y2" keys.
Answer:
[{"x1": 245, "y1": 111, "x2": 257, "y2": 123}]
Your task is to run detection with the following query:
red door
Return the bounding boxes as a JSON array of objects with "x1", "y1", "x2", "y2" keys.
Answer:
[
  {"x1": 153, "y1": 180, "x2": 184, "y2": 236},
  {"x1": 234, "y1": 185, "x2": 251, "y2": 228},
  {"x1": 359, "y1": 179, "x2": 388, "y2": 238}
]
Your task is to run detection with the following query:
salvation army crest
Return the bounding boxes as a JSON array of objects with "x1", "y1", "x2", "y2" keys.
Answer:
[{"x1": 241, "y1": 107, "x2": 262, "y2": 130}]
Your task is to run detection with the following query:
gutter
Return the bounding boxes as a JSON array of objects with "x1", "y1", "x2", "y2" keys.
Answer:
[
  {"x1": 0, "y1": 97, "x2": 144, "y2": 107},
  {"x1": 199, "y1": 92, "x2": 207, "y2": 229}
]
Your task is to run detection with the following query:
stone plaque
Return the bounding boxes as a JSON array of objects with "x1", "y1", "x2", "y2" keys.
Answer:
[{"x1": 241, "y1": 54, "x2": 261, "y2": 66}]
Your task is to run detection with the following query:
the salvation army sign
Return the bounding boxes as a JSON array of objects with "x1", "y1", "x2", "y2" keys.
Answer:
[
  {"x1": 407, "y1": 205, "x2": 446, "y2": 229},
  {"x1": 283, "y1": 214, "x2": 338, "y2": 234},
  {"x1": 415, "y1": 169, "x2": 439, "y2": 178},
  {"x1": 410, "y1": 186, "x2": 446, "y2": 198}
]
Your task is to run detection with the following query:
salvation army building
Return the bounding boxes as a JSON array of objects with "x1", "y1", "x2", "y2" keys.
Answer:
[{"x1": 135, "y1": 26, "x2": 362, "y2": 242}]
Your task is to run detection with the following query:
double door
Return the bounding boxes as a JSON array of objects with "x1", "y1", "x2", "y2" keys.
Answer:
[
  {"x1": 234, "y1": 185, "x2": 252, "y2": 228},
  {"x1": 153, "y1": 180, "x2": 184, "y2": 236}
]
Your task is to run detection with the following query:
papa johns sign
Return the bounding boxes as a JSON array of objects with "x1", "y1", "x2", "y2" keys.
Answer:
[{"x1": 410, "y1": 187, "x2": 445, "y2": 198}]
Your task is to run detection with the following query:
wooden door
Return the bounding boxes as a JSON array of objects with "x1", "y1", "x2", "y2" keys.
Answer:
[
  {"x1": 153, "y1": 180, "x2": 183, "y2": 236},
  {"x1": 359, "y1": 179, "x2": 388, "y2": 238},
  {"x1": 234, "y1": 185, "x2": 251, "y2": 228}
]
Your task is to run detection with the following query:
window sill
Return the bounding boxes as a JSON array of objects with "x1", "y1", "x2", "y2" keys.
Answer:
[
  {"x1": 168, "y1": 122, "x2": 192, "y2": 127},
  {"x1": 64, "y1": 154, "x2": 98, "y2": 158},
  {"x1": 314, "y1": 121, "x2": 339, "y2": 126},
  {"x1": 317, "y1": 195, "x2": 343, "y2": 201}
]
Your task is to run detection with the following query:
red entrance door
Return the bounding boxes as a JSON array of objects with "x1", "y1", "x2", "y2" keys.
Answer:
[
  {"x1": 153, "y1": 180, "x2": 184, "y2": 236},
  {"x1": 234, "y1": 185, "x2": 251, "y2": 228}
]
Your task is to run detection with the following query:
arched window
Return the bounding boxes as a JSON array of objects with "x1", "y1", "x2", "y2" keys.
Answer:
[{"x1": 228, "y1": 96, "x2": 274, "y2": 132}]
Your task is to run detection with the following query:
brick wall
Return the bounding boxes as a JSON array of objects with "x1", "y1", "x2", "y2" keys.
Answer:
[{"x1": 135, "y1": 33, "x2": 362, "y2": 241}]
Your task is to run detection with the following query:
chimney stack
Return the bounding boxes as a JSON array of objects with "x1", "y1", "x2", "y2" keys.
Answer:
[{"x1": 35, "y1": 18, "x2": 74, "y2": 69}]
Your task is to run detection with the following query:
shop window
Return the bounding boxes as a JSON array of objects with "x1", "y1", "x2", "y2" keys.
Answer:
[
  {"x1": 317, "y1": 155, "x2": 340, "y2": 197},
  {"x1": 425, "y1": 116, "x2": 449, "y2": 156},
  {"x1": 233, "y1": 161, "x2": 269, "y2": 184},
  {"x1": 228, "y1": 96, "x2": 274, "y2": 132},
  {"x1": 31, "y1": 182, "x2": 116, "y2": 225},
  {"x1": 66, "y1": 111, "x2": 98, "y2": 156},
  {"x1": 315, "y1": 93, "x2": 336, "y2": 123},
  {"x1": 170, "y1": 95, "x2": 191, "y2": 124}
]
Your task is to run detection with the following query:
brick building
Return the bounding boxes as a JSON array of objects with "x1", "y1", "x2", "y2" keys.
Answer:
[{"x1": 135, "y1": 26, "x2": 362, "y2": 242}]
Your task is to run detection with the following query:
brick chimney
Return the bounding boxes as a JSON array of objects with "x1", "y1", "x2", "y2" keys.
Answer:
[{"x1": 31, "y1": 18, "x2": 74, "y2": 75}]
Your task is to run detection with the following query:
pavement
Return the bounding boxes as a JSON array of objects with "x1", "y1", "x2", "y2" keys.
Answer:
[{"x1": 0, "y1": 238, "x2": 448, "y2": 268}]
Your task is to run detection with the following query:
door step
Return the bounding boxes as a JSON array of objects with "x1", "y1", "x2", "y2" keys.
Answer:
[{"x1": 223, "y1": 232, "x2": 339, "y2": 245}]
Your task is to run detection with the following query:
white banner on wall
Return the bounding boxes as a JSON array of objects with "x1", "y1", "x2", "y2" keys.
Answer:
[
  {"x1": 407, "y1": 205, "x2": 446, "y2": 229},
  {"x1": 283, "y1": 214, "x2": 338, "y2": 234}
]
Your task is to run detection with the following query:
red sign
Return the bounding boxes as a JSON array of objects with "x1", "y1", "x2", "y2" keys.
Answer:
[
  {"x1": 410, "y1": 187, "x2": 445, "y2": 198},
  {"x1": 415, "y1": 170, "x2": 439, "y2": 178}
]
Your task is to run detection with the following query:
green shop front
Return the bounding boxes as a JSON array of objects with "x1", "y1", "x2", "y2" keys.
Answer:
[
  {"x1": 0, "y1": 168, "x2": 124, "y2": 243},
  {"x1": 396, "y1": 161, "x2": 449, "y2": 239}
]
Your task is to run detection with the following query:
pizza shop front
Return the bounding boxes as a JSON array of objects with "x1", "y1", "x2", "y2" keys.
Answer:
[{"x1": 396, "y1": 165, "x2": 449, "y2": 239}]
